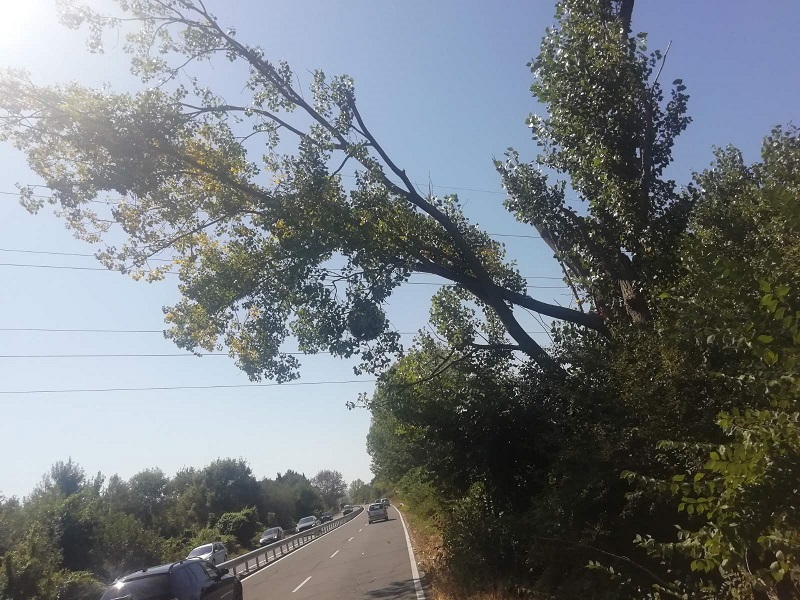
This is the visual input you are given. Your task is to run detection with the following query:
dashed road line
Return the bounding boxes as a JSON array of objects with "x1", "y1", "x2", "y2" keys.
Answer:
[
  {"x1": 348, "y1": 536, "x2": 354, "y2": 542},
  {"x1": 292, "y1": 576, "x2": 312, "y2": 593},
  {"x1": 330, "y1": 550, "x2": 339, "y2": 558}
]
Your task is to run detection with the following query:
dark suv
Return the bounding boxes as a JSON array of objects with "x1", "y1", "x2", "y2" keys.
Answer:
[{"x1": 99, "y1": 559, "x2": 242, "y2": 600}]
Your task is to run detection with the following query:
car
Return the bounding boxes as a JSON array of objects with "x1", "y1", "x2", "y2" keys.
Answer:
[
  {"x1": 187, "y1": 541, "x2": 228, "y2": 565},
  {"x1": 259, "y1": 527, "x2": 284, "y2": 546},
  {"x1": 342, "y1": 505, "x2": 354, "y2": 516},
  {"x1": 99, "y1": 559, "x2": 242, "y2": 600},
  {"x1": 296, "y1": 515, "x2": 319, "y2": 532},
  {"x1": 320, "y1": 511, "x2": 333, "y2": 523},
  {"x1": 368, "y1": 502, "x2": 389, "y2": 524},
  {"x1": 380, "y1": 498, "x2": 390, "y2": 507}
]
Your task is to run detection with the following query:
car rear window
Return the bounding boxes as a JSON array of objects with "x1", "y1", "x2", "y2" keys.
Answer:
[
  {"x1": 100, "y1": 574, "x2": 171, "y2": 600},
  {"x1": 188, "y1": 544, "x2": 212, "y2": 557},
  {"x1": 369, "y1": 503, "x2": 384, "y2": 511},
  {"x1": 263, "y1": 528, "x2": 280, "y2": 536}
]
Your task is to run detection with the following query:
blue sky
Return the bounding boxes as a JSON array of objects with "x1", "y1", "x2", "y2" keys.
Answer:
[{"x1": 0, "y1": 0, "x2": 798, "y2": 499}]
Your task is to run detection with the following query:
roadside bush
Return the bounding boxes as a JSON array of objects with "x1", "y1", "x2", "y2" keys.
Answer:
[{"x1": 216, "y1": 507, "x2": 261, "y2": 549}]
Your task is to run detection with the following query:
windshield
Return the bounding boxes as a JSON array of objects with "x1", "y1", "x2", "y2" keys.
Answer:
[
  {"x1": 262, "y1": 528, "x2": 280, "y2": 537},
  {"x1": 298, "y1": 516, "x2": 316, "y2": 524},
  {"x1": 100, "y1": 574, "x2": 171, "y2": 600},
  {"x1": 188, "y1": 544, "x2": 213, "y2": 557}
]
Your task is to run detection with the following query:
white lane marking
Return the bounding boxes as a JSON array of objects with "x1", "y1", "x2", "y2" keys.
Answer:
[
  {"x1": 348, "y1": 536, "x2": 354, "y2": 542},
  {"x1": 330, "y1": 550, "x2": 339, "y2": 558},
  {"x1": 395, "y1": 507, "x2": 427, "y2": 600},
  {"x1": 292, "y1": 576, "x2": 312, "y2": 593},
  {"x1": 239, "y1": 510, "x2": 363, "y2": 583},
  {"x1": 359, "y1": 528, "x2": 363, "y2": 532}
]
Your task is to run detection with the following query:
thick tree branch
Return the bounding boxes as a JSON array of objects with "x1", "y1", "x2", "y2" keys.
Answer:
[
  {"x1": 178, "y1": 103, "x2": 344, "y2": 150},
  {"x1": 414, "y1": 261, "x2": 610, "y2": 337},
  {"x1": 469, "y1": 343, "x2": 523, "y2": 352}
]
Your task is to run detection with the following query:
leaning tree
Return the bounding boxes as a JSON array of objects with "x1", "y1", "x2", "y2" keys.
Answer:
[{"x1": 0, "y1": 0, "x2": 689, "y2": 378}]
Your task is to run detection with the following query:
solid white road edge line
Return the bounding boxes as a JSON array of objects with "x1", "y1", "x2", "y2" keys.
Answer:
[
  {"x1": 330, "y1": 550, "x2": 339, "y2": 558},
  {"x1": 239, "y1": 514, "x2": 362, "y2": 583},
  {"x1": 292, "y1": 576, "x2": 312, "y2": 593},
  {"x1": 394, "y1": 506, "x2": 427, "y2": 600}
]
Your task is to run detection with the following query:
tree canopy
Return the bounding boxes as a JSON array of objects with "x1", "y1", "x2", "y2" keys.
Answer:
[
  {"x1": 0, "y1": 0, "x2": 688, "y2": 377},
  {"x1": 0, "y1": 458, "x2": 351, "y2": 599}
]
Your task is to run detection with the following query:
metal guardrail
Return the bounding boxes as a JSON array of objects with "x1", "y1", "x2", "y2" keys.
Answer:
[{"x1": 218, "y1": 507, "x2": 364, "y2": 579}]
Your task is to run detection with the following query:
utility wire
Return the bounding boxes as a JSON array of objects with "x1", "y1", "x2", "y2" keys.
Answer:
[
  {"x1": 0, "y1": 261, "x2": 570, "y2": 290},
  {"x1": 0, "y1": 327, "x2": 547, "y2": 335},
  {"x1": 1, "y1": 187, "x2": 542, "y2": 240},
  {"x1": 0, "y1": 249, "x2": 560, "y2": 279},
  {"x1": 0, "y1": 379, "x2": 377, "y2": 395}
]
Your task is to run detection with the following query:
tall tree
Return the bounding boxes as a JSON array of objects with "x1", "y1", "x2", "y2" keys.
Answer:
[
  {"x1": 310, "y1": 470, "x2": 347, "y2": 510},
  {"x1": 0, "y1": 0, "x2": 684, "y2": 375}
]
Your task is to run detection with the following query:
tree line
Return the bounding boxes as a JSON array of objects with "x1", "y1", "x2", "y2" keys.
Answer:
[
  {"x1": 0, "y1": 459, "x2": 365, "y2": 599},
  {"x1": 0, "y1": 0, "x2": 798, "y2": 597}
]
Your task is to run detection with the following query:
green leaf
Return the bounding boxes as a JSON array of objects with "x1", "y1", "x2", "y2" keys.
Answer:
[
  {"x1": 776, "y1": 285, "x2": 790, "y2": 298},
  {"x1": 672, "y1": 474, "x2": 686, "y2": 482},
  {"x1": 764, "y1": 350, "x2": 779, "y2": 365},
  {"x1": 757, "y1": 335, "x2": 774, "y2": 344},
  {"x1": 760, "y1": 280, "x2": 772, "y2": 293},
  {"x1": 710, "y1": 452, "x2": 720, "y2": 461}
]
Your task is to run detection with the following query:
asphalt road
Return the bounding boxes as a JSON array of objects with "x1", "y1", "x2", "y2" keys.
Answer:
[{"x1": 242, "y1": 507, "x2": 423, "y2": 600}]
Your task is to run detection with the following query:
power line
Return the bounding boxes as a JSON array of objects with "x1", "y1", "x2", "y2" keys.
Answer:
[
  {"x1": 0, "y1": 379, "x2": 377, "y2": 395},
  {"x1": 0, "y1": 247, "x2": 559, "y2": 273},
  {"x1": 0, "y1": 327, "x2": 547, "y2": 338},
  {"x1": 2, "y1": 185, "x2": 542, "y2": 240},
  {"x1": 0, "y1": 247, "x2": 175, "y2": 262},
  {"x1": 0, "y1": 259, "x2": 567, "y2": 288},
  {"x1": 0, "y1": 327, "x2": 164, "y2": 333}
]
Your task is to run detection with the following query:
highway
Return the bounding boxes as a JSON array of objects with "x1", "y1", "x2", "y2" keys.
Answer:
[{"x1": 241, "y1": 506, "x2": 424, "y2": 599}]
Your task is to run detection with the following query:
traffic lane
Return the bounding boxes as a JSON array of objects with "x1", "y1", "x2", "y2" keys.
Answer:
[
  {"x1": 242, "y1": 508, "x2": 419, "y2": 600},
  {"x1": 242, "y1": 512, "x2": 366, "y2": 600},
  {"x1": 288, "y1": 508, "x2": 417, "y2": 600}
]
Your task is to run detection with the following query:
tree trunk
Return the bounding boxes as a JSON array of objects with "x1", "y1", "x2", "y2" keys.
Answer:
[{"x1": 619, "y1": 279, "x2": 652, "y2": 325}]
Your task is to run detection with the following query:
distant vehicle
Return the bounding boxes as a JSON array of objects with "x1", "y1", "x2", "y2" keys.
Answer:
[
  {"x1": 342, "y1": 505, "x2": 354, "y2": 516},
  {"x1": 320, "y1": 511, "x2": 333, "y2": 523},
  {"x1": 380, "y1": 498, "x2": 390, "y2": 507},
  {"x1": 296, "y1": 515, "x2": 319, "y2": 532},
  {"x1": 368, "y1": 502, "x2": 389, "y2": 524},
  {"x1": 187, "y1": 541, "x2": 227, "y2": 565},
  {"x1": 259, "y1": 527, "x2": 284, "y2": 546},
  {"x1": 100, "y1": 559, "x2": 242, "y2": 600}
]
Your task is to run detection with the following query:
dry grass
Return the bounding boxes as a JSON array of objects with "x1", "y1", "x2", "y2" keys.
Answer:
[{"x1": 398, "y1": 503, "x2": 544, "y2": 600}]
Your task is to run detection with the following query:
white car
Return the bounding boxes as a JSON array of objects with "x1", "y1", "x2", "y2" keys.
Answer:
[{"x1": 187, "y1": 541, "x2": 228, "y2": 565}]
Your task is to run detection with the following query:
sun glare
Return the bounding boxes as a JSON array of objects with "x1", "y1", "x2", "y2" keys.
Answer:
[{"x1": 0, "y1": 0, "x2": 50, "y2": 49}]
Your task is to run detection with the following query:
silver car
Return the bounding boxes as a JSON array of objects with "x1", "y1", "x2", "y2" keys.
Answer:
[
  {"x1": 368, "y1": 502, "x2": 388, "y2": 524},
  {"x1": 259, "y1": 527, "x2": 284, "y2": 546},
  {"x1": 187, "y1": 541, "x2": 228, "y2": 565},
  {"x1": 296, "y1": 516, "x2": 319, "y2": 532}
]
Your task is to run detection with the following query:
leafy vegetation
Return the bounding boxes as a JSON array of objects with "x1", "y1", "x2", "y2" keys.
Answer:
[
  {"x1": 0, "y1": 0, "x2": 798, "y2": 598},
  {"x1": 0, "y1": 460, "x2": 347, "y2": 599}
]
